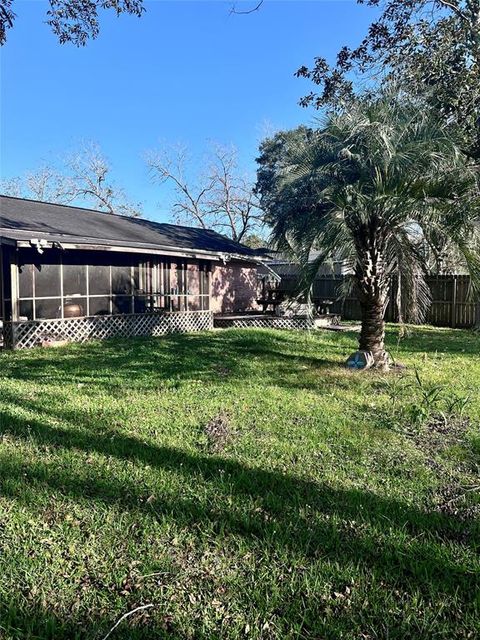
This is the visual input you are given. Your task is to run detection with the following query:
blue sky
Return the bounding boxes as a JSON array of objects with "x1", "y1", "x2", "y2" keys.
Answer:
[{"x1": 1, "y1": 0, "x2": 377, "y2": 221}]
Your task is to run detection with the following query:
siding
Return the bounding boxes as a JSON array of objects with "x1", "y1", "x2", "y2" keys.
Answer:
[{"x1": 211, "y1": 263, "x2": 260, "y2": 313}]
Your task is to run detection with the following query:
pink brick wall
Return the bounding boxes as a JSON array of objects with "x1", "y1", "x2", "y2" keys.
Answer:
[{"x1": 210, "y1": 263, "x2": 260, "y2": 313}]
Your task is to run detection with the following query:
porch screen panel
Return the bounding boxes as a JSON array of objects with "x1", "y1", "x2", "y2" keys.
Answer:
[
  {"x1": 171, "y1": 260, "x2": 210, "y2": 311},
  {"x1": 112, "y1": 296, "x2": 133, "y2": 314},
  {"x1": 112, "y1": 264, "x2": 133, "y2": 314},
  {"x1": 15, "y1": 249, "x2": 209, "y2": 320},
  {"x1": 64, "y1": 264, "x2": 87, "y2": 296},
  {"x1": 36, "y1": 298, "x2": 62, "y2": 319},
  {"x1": 35, "y1": 264, "x2": 61, "y2": 298},
  {"x1": 133, "y1": 262, "x2": 150, "y2": 313},
  {"x1": 18, "y1": 264, "x2": 34, "y2": 298},
  {"x1": 177, "y1": 260, "x2": 188, "y2": 311},
  {"x1": 1, "y1": 246, "x2": 13, "y2": 321},
  {"x1": 19, "y1": 300, "x2": 33, "y2": 321},
  {"x1": 89, "y1": 265, "x2": 110, "y2": 295},
  {"x1": 199, "y1": 262, "x2": 210, "y2": 310},
  {"x1": 89, "y1": 296, "x2": 111, "y2": 316},
  {"x1": 17, "y1": 249, "x2": 63, "y2": 321},
  {"x1": 161, "y1": 259, "x2": 171, "y2": 310},
  {"x1": 16, "y1": 249, "x2": 149, "y2": 320},
  {"x1": 112, "y1": 265, "x2": 133, "y2": 294}
]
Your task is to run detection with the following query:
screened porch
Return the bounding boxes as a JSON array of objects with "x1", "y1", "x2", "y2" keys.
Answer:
[{"x1": 0, "y1": 246, "x2": 213, "y2": 348}]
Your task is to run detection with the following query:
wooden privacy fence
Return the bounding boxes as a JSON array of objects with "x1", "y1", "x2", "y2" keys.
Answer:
[{"x1": 276, "y1": 275, "x2": 479, "y2": 329}]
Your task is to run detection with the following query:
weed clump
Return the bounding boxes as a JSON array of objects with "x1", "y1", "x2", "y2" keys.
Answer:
[{"x1": 203, "y1": 412, "x2": 234, "y2": 453}]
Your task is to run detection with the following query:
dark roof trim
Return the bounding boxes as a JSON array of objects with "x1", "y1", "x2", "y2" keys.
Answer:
[
  {"x1": 0, "y1": 228, "x2": 257, "y2": 262},
  {"x1": 0, "y1": 195, "x2": 261, "y2": 260}
]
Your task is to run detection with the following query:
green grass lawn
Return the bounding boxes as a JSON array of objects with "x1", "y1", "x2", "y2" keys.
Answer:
[{"x1": 0, "y1": 326, "x2": 479, "y2": 639}]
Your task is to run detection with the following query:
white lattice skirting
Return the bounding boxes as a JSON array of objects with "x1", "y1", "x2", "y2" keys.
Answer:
[
  {"x1": 214, "y1": 316, "x2": 315, "y2": 331},
  {"x1": 5, "y1": 311, "x2": 214, "y2": 349}
]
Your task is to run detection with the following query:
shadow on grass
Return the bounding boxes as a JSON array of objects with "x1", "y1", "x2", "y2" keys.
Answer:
[
  {"x1": 0, "y1": 330, "x2": 343, "y2": 392},
  {"x1": 385, "y1": 325, "x2": 480, "y2": 357},
  {"x1": 1, "y1": 397, "x2": 478, "y2": 586},
  {"x1": 1, "y1": 326, "x2": 474, "y2": 395},
  {"x1": 0, "y1": 404, "x2": 478, "y2": 637},
  {"x1": 0, "y1": 328, "x2": 479, "y2": 638}
]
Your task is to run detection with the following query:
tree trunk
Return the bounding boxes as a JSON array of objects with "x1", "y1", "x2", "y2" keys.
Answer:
[
  {"x1": 348, "y1": 222, "x2": 390, "y2": 369},
  {"x1": 358, "y1": 296, "x2": 388, "y2": 368}
]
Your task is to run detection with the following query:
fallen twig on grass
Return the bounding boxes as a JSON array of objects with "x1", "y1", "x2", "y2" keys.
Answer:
[
  {"x1": 138, "y1": 571, "x2": 170, "y2": 580},
  {"x1": 442, "y1": 485, "x2": 480, "y2": 506},
  {"x1": 101, "y1": 604, "x2": 154, "y2": 640}
]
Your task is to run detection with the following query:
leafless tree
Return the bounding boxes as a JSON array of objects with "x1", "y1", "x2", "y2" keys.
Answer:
[
  {"x1": 63, "y1": 143, "x2": 141, "y2": 216},
  {"x1": 1, "y1": 166, "x2": 73, "y2": 203},
  {"x1": 1, "y1": 142, "x2": 141, "y2": 216},
  {"x1": 147, "y1": 143, "x2": 264, "y2": 243}
]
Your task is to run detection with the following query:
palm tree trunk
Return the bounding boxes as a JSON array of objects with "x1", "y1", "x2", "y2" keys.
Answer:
[
  {"x1": 353, "y1": 230, "x2": 390, "y2": 369},
  {"x1": 358, "y1": 295, "x2": 388, "y2": 367}
]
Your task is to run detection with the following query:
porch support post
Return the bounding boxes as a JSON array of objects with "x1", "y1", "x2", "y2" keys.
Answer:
[
  {"x1": 451, "y1": 276, "x2": 457, "y2": 329},
  {"x1": 10, "y1": 249, "x2": 19, "y2": 322},
  {"x1": 0, "y1": 245, "x2": 4, "y2": 322}
]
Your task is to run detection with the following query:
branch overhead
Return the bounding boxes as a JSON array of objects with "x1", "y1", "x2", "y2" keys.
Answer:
[{"x1": 230, "y1": 1, "x2": 264, "y2": 16}]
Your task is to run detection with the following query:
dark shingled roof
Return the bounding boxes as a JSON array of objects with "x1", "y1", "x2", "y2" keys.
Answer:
[{"x1": 0, "y1": 195, "x2": 257, "y2": 258}]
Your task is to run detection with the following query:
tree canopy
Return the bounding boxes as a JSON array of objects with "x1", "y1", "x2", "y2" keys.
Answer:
[
  {"x1": 0, "y1": 0, "x2": 146, "y2": 46},
  {"x1": 297, "y1": 1, "x2": 480, "y2": 157}
]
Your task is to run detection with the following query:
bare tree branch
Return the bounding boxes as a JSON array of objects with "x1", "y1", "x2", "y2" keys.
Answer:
[
  {"x1": 230, "y1": 1, "x2": 264, "y2": 16},
  {"x1": 436, "y1": 0, "x2": 467, "y2": 21},
  {"x1": 1, "y1": 141, "x2": 142, "y2": 216},
  {"x1": 147, "y1": 143, "x2": 265, "y2": 243}
]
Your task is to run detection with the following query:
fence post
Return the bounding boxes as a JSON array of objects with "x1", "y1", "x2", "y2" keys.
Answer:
[{"x1": 452, "y1": 276, "x2": 457, "y2": 329}]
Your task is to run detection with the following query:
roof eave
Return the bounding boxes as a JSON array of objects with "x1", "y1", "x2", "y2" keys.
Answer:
[{"x1": 0, "y1": 233, "x2": 258, "y2": 263}]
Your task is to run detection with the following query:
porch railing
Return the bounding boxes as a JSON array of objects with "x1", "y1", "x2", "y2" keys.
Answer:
[
  {"x1": 214, "y1": 315, "x2": 315, "y2": 331},
  {"x1": 3, "y1": 310, "x2": 214, "y2": 349}
]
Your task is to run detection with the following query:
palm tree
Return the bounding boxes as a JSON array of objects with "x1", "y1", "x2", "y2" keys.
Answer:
[{"x1": 259, "y1": 96, "x2": 480, "y2": 369}]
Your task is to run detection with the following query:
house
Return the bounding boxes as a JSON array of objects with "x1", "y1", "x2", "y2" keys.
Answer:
[{"x1": 0, "y1": 195, "x2": 264, "y2": 348}]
